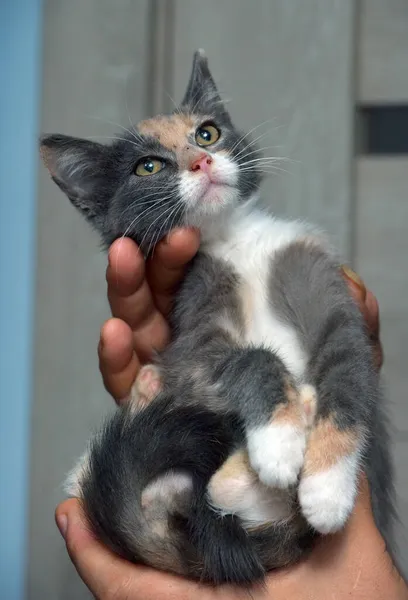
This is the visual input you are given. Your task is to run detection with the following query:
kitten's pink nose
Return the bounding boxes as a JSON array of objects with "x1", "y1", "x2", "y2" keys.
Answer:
[{"x1": 190, "y1": 154, "x2": 213, "y2": 173}]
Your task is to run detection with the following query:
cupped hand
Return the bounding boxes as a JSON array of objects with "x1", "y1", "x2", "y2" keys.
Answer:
[
  {"x1": 56, "y1": 234, "x2": 405, "y2": 600},
  {"x1": 56, "y1": 476, "x2": 405, "y2": 599}
]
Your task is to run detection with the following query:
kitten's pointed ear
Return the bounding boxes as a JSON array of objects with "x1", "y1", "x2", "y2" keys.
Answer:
[
  {"x1": 181, "y1": 49, "x2": 230, "y2": 119},
  {"x1": 40, "y1": 134, "x2": 109, "y2": 222}
]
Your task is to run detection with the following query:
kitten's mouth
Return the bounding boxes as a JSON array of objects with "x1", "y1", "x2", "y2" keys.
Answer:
[{"x1": 199, "y1": 179, "x2": 235, "y2": 203}]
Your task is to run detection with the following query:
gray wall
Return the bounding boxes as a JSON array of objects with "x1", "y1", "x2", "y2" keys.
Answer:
[
  {"x1": 29, "y1": 2, "x2": 150, "y2": 598},
  {"x1": 355, "y1": 0, "x2": 408, "y2": 567},
  {"x1": 28, "y1": 1, "x2": 408, "y2": 597}
]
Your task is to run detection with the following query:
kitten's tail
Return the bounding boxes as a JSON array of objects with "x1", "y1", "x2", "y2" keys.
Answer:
[{"x1": 74, "y1": 395, "x2": 264, "y2": 585}]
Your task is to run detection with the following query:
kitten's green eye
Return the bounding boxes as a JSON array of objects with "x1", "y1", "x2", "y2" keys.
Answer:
[
  {"x1": 195, "y1": 124, "x2": 220, "y2": 147},
  {"x1": 135, "y1": 158, "x2": 165, "y2": 176}
]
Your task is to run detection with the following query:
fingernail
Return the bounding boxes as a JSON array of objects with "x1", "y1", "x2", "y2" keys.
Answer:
[
  {"x1": 341, "y1": 265, "x2": 365, "y2": 289},
  {"x1": 56, "y1": 514, "x2": 68, "y2": 539}
]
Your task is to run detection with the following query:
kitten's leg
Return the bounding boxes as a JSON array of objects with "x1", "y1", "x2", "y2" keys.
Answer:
[
  {"x1": 298, "y1": 418, "x2": 363, "y2": 533},
  {"x1": 128, "y1": 364, "x2": 162, "y2": 411},
  {"x1": 207, "y1": 449, "x2": 295, "y2": 525},
  {"x1": 246, "y1": 381, "x2": 308, "y2": 488},
  {"x1": 214, "y1": 348, "x2": 310, "y2": 489},
  {"x1": 269, "y1": 239, "x2": 382, "y2": 534}
]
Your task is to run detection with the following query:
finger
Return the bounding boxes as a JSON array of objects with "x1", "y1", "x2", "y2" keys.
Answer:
[
  {"x1": 131, "y1": 310, "x2": 171, "y2": 363},
  {"x1": 107, "y1": 238, "x2": 146, "y2": 298},
  {"x1": 365, "y1": 290, "x2": 380, "y2": 339},
  {"x1": 342, "y1": 266, "x2": 379, "y2": 338},
  {"x1": 107, "y1": 238, "x2": 166, "y2": 336},
  {"x1": 107, "y1": 240, "x2": 170, "y2": 359},
  {"x1": 107, "y1": 239, "x2": 155, "y2": 328},
  {"x1": 55, "y1": 499, "x2": 214, "y2": 600},
  {"x1": 341, "y1": 266, "x2": 383, "y2": 368},
  {"x1": 99, "y1": 319, "x2": 140, "y2": 402},
  {"x1": 365, "y1": 291, "x2": 383, "y2": 369},
  {"x1": 147, "y1": 228, "x2": 200, "y2": 316},
  {"x1": 341, "y1": 265, "x2": 367, "y2": 305}
]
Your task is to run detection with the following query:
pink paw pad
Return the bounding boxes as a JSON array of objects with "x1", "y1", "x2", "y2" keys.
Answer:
[{"x1": 136, "y1": 365, "x2": 162, "y2": 401}]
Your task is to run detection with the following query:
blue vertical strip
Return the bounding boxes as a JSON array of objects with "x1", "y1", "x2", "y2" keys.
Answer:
[{"x1": 0, "y1": 1, "x2": 43, "y2": 599}]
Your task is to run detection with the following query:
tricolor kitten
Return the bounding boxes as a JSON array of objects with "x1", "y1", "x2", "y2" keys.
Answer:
[{"x1": 41, "y1": 50, "x2": 395, "y2": 584}]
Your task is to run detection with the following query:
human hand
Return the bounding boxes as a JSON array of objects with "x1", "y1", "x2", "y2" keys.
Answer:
[
  {"x1": 56, "y1": 475, "x2": 406, "y2": 599},
  {"x1": 56, "y1": 240, "x2": 401, "y2": 599}
]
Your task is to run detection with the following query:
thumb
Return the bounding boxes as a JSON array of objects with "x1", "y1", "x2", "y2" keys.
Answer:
[
  {"x1": 56, "y1": 498, "x2": 139, "y2": 598},
  {"x1": 55, "y1": 499, "x2": 208, "y2": 599}
]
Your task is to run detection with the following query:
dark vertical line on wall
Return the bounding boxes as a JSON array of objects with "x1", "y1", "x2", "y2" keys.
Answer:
[
  {"x1": 348, "y1": 0, "x2": 361, "y2": 268},
  {"x1": 146, "y1": 0, "x2": 176, "y2": 115}
]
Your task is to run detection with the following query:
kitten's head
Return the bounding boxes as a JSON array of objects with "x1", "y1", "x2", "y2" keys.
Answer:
[{"x1": 40, "y1": 50, "x2": 262, "y2": 251}]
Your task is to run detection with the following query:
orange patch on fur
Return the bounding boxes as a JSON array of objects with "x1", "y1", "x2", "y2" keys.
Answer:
[
  {"x1": 299, "y1": 384, "x2": 317, "y2": 426},
  {"x1": 302, "y1": 418, "x2": 359, "y2": 476},
  {"x1": 207, "y1": 450, "x2": 255, "y2": 510},
  {"x1": 138, "y1": 114, "x2": 195, "y2": 151},
  {"x1": 212, "y1": 449, "x2": 253, "y2": 481},
  {"x1": 270, "y1": 379, "x2": 305, "y2": 427}
]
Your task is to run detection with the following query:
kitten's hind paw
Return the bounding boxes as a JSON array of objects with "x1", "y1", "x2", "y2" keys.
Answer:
[
  {"x1": 128, "y1": 364, "x2": 162, "y2": 411},
  {"x1": 298, "y1": 456, "x2": 358, "y2": 533},
  {"x1": 298, "y1": 417, "x2": 361, "y2": 533},
  {"x1": 247, "y1": 424, "x2": 306, "y2": 489}
]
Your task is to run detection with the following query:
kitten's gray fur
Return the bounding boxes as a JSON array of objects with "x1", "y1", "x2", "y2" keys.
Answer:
[{"x1": 41, "y1": 50, "x2": 395, "y2": 585}]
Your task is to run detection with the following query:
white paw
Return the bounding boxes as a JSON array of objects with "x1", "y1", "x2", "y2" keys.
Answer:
[
  {"x1": 299, "y1": 456, "x2": 358, "y2": 533},
  {"x1": 247, "y1": 424, "x2": 306, "y2": 489}
]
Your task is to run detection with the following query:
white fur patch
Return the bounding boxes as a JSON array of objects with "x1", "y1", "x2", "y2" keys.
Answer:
[
  {"x1": 141, "y1": 471, "x2": 193, "y2": 513},
  {"x1": 247, "y1": 423, "x2": 306, "y2": 488},
  {"x1": 298, "y1": 452, "x2": 359, "y2": 533},
  {"x1": 205, "y1": 208, "x2": 317, "y2": 380}
]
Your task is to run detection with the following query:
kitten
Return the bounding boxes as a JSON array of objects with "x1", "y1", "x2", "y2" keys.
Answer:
[{"x1": 40, "y1": 50, "x2": 395, "y2": 585}]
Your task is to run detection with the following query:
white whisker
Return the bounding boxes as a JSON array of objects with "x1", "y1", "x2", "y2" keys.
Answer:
[
  {"x1": 149, "y1": 201, "x2": 184, "y2": 258},
  {"x1": 114, "y1": 196, "x2": 177, "y2": 276},
  {"x1": 86, "y1": 115, "x2": 141, "y2": 144},
  {"x1": 142, "y1": 200, "x2": 184, "y2": 256},
  {"x1": 122, "y1": 185, "x2": 174, "y2": 216},
  {"x1": 87, "y1": 135, "x2": 141, "y2": 148},
  {"x1": 235, "y1": 146, "x2": 287, "y2": 163},
  {"x1": 229, "y1": 119, "x2": 277, "y2": 155},
  {"x1": 232, "y1": 124, "x2": 286, "y2": 160}
]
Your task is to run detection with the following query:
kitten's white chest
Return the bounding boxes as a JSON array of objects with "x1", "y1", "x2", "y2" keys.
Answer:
[{"x1": 205, "y1": 210, "x2": 308, "y2": 380}]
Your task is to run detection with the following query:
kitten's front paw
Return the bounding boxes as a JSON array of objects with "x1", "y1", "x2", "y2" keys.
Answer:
[
  {"x1": 298, "y1": 457, "x2": 358, "y2": 533},
  {"x1": 247, "y1": 424, "x2": 306, "y2": 489}
]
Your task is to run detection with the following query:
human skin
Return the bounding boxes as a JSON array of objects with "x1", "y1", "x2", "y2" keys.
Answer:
[{"x1": 56, "y1": 231, "x2": 408, "y2": 599}]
